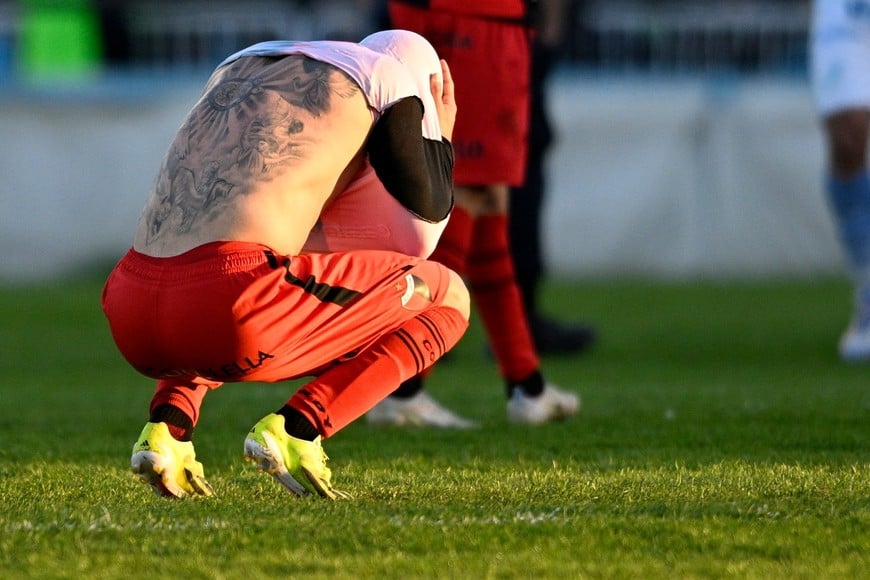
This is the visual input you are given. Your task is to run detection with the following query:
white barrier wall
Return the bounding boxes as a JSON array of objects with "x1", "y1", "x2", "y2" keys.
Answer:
[
  {"x1": 0, "y1": 73, "x2": 845, "y2": 282},
  {"x1": 545, "y1": 74, "x2": 840, "y2": 279},
  {"x1": 0, "y1": 79, "x2": 202, "y2": 282}
]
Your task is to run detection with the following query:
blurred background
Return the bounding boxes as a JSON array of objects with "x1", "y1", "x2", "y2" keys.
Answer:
[{"x1": 0, "y1": 0, "x2": 830, "y2": 282}]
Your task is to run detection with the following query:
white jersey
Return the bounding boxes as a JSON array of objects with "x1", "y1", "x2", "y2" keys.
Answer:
[
  {"x1": 221, "y1": 33, "x2": 451, "y2": 258},
  {"x1": 219, "y1": 39, "x2": 442, "y2": 140},
  {"x1": 810, "y1": 0, "x2": 870, "y2": 115}
]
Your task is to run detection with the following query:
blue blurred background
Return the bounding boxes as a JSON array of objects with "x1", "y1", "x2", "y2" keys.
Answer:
[{"x1": 0, "y1": 1, "x2": 831, "y2": 282}]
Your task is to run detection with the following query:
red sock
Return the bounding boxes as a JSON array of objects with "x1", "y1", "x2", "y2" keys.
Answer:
[
  {"x1": 430, "y1": 206, "x2": 473, "y2": 274},
  {"x1": 288, "y1": 306, "x2": 468, "y2": 437},
  {"x1": 149, "y1": 376, "x2": 222, "y2": 429},
  {"x1": 468, "y1": 213, "x2": 539, "y2": 382},
  {"x1": 386, "y1": 206, "x2": 473, "y2": 397}
]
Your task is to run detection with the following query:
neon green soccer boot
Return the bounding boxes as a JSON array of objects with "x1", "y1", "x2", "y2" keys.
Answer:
[
  {"x1": 130, "y1": 422, "x2": 214, "y2": 498},
  {"x1": 243, "y1": 413, "x2": 350, "y2": 500}
]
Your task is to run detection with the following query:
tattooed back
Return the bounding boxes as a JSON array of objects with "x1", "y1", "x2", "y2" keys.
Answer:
[{"x1": 133, "y1": 54, "x2": 373, "y2": 258}]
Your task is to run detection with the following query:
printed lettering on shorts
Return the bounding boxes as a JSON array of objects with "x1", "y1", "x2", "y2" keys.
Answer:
[
  {"x1": 145, "y1": 350, "x2": 276, "y2": 380},
  {"x1": 428, "y1": 29, "x2": 473, "y2": 51},
  {"x1": 453, "y1": 139, "x2": 485, "y2": 160}
]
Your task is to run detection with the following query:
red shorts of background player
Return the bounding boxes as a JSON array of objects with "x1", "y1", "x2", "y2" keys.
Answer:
[
  {"x1": 102, "y1": 242, "x2": 454, "y2": 387},
  {"x1": 389, "y1": 1, "x2": 531, "y2": 187}
]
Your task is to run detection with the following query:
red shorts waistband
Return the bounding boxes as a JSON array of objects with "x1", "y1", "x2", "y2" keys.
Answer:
[{"x1": 119, "y1": 242, "x2": 278, "y2": 282}]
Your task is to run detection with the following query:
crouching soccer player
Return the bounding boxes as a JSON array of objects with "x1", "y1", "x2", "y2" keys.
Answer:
[{"x1": 102, "y1": 31, "x2": 467, "y2": 498}]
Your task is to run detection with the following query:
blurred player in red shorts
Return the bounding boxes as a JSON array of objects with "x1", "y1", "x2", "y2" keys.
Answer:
[
  {"x1": 510, "y1": 0, "x2": 597, "y2": 355},
  {"x1": 367, "y1": 0, "x2": 581, "y2": 427}
]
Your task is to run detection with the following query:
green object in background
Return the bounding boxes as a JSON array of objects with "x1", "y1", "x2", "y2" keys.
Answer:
[{"x1": 18, "y1": 0, "x2": 102, "y2": 81}]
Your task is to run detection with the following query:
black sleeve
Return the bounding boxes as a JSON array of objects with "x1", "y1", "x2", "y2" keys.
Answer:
[{"x1": 367, "y1": 96, "x2": 455, "y2": 223}]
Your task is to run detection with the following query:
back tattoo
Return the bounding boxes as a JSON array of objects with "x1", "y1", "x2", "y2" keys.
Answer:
[{"x1": 144, "y1": 56, "x2": 359, "y2": 244}]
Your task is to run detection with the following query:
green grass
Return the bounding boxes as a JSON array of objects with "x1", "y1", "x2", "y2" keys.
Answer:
[{"x1": 0, "y1": 273, "x2": 867, "y2": 579}]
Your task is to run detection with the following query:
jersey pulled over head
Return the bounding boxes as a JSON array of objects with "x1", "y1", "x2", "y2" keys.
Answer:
[{"x1": 360, "y1": 29, "x2": 443, "y2": 140}]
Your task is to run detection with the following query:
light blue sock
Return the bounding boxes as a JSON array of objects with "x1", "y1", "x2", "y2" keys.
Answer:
[{"x1": 826, "y1": 169, "x2": 870, "y2": 283}]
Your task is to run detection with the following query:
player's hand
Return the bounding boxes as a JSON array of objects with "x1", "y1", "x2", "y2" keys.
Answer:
[{"x1": 431, "y1": 59, "x2": 456, "y2": 141}]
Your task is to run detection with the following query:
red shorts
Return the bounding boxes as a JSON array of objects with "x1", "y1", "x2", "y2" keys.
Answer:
[
  {"x1": 389, "y1": 2, "x2": 531, "y2": 186},
  {"x1": 101, "y1": 242, "x2": 453, "y2": 384}
]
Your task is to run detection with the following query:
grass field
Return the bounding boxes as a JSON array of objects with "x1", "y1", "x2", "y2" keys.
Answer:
[{"x1": 0, "y1": 273, "x2": 867, "y2": 579}]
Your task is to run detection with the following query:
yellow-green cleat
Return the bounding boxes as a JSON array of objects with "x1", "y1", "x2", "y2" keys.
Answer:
[
  {"x1": 243, "y1": 413, "x2": 350, "y2": 500},
  {"x1": 130, "y1": 422, "x2": 214, "y2": 498}
]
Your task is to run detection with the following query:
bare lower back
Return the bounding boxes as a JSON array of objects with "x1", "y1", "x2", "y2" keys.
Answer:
[{"x1": 133, "y1": 54, "x2": 372, "y2": 258}]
